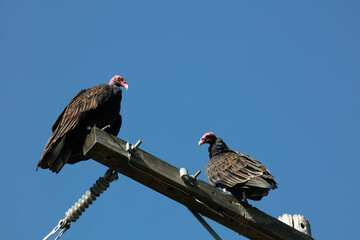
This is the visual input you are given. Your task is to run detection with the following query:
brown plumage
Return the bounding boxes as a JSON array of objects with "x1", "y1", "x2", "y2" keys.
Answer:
[
  {"x1": 199, "y1": 132, "x2": 277, "y2": 201},
  {"x1": 37, "y1": 75, "x2": 128, "y2": 173}
]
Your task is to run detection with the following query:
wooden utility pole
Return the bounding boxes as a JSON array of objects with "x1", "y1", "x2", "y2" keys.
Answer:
[{"x1": 83, "y1": 127, "x2": 313, "y2": 240}]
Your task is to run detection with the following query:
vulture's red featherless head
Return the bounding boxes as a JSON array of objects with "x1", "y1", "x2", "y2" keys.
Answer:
[
  {"x1": 109, "y1": 75, "x2": 129, "y2": 90},
  {"x1": 198, "y1": 132, "x2": 216, "y2": 146}
]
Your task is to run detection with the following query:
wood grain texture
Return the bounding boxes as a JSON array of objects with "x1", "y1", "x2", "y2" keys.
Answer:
[{"x1": 83, "y1": 127, "x2": 314, "y2": 240}]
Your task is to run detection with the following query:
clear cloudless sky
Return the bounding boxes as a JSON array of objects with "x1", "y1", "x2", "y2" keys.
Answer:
[{"x1": 1, "y1": 1, "x2": 359, "y2": 239}]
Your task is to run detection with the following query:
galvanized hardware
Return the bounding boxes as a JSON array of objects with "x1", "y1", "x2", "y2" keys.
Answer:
[
  {"x1": 126, "y1": 140, "x2": 142, "y2": 160},
  {"x1": 179, "y1": 167, "x2": 201, "y2": 186},
  {"x1": 43, "y1": 169, "x2": 118, "y2": 240}
]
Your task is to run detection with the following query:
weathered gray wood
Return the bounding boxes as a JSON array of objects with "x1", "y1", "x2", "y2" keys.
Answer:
[
  {"x1": 83, "y1": 127, "x2": 314, "y2": 240},
  {"x1": 278, "y1": 214, "x2": 312, "y2": 237}
]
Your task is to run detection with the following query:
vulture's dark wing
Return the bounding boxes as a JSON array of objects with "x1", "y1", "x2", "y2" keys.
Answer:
[
  {"x1": 205, "y1": 151, "x2": 276, "y2": 189},
  {"x1": 38, "y1": 84, "x2": 120, "y2": 173},
  {"x1": 44, "y1": 85, "x2": 113, "y2": 150},
  {"x1": 50, "y1": 89, "x2": 86, "y2": 133}
]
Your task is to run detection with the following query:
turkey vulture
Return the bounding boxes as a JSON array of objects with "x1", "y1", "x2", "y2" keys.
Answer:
[
  {"x1": 198, "y1": 132, "x2": 277, "y2": 202},
  {"x1": 37, "y1": 75, "x2": 128, "y2": 173}
]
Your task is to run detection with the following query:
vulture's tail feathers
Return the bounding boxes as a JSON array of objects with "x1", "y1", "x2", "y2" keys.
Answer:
[{"x1": 37, "y1": 135, "x2": 71, "y2": 173}]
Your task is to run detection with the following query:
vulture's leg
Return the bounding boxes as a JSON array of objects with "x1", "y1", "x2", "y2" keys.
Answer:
[{"x1": 242, "y1": 191, "x2": 248, "y2": 203}]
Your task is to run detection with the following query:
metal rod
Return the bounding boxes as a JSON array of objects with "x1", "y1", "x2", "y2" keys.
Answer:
[
  {"x1": 187, "y1": 208, "x2": 222, "y2": 240},
  {"x1": 133, "y1": 140, "x2": 142, "y2": 149},
  {"x1": 193, "y1": 170, "x2": 201, "y2": 178}
]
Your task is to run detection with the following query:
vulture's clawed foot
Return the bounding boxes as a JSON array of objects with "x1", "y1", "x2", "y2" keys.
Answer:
[{"x1": 101, "y1": 125, "x2": 111, "y2": 131}]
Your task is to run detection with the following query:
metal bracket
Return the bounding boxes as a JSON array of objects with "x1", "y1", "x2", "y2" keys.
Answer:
[
  {"x1": 179, "y1": 168, "x2": 222, "y2": 239},
  {"x1": 179, "y1": 168, "x2": 201, "y2": 187},
  {"x1": 188, "y1": 208, "x2": 222, "y2": 240},
  {"x1": 126, "y1": 140, "x2": 142, "y2": 160}
]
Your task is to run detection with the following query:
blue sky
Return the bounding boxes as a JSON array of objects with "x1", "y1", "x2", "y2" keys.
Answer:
[{"x1": 1, "y1": 1, "x2": 359, "y2": 239}]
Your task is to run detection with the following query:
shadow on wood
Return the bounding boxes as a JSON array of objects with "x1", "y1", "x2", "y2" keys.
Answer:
[{"x1": 83, "y1": 127, "x2": 314, "y2": 240}]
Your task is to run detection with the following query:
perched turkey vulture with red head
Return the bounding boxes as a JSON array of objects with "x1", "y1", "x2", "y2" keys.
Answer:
[
  {"x1": 37, "y1": 75, "x2": 128, "y2": 173},
  {"x1": 198, "y1": 132, "x2": 277, "y2": 202}
]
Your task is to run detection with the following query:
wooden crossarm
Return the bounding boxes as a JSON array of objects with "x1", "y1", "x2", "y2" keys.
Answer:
[{"x1": 83, "y1": 127, "x2": 313, "y2": 240}]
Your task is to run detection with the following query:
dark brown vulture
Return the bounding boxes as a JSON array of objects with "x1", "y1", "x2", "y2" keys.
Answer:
[
  {"x1": 37, "y1": 75, "x2": 128, "y2": 173},
  {"x1": 198, "y1": 132, "x2": 277, "y2": 202}
]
